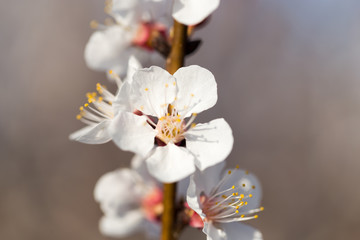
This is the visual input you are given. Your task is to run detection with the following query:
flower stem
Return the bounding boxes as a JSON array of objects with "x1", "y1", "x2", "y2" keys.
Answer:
[
  {"x1": 166, "y1": 20, "x2": 188, "y2": 74},
  {"x1": 161, "y1": 20, "x2": 188, "y2": 240}
]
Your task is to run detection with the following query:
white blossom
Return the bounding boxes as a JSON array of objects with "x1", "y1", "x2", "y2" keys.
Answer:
[
  {"x1": 94, "y1": 155, "x2": 190, "y2": 238},
  {"x1": 94, "y1": 155, "x2": 162, "y2": 238},
  {"x1": 109, "y1": 65, "x2": 233, "y2": 183},
  {"x1": 85, "y1": 0, "x2": 168, "y2": 77},
  {"x1": 69, "y1": 56, "x2": 141, "y2": 144},
  {"x1": 172, "y1": 0, "x2": 220, "y2": 25},
  {"x1": 186, "y1": 162, "x2": 264, "y2": 240}
]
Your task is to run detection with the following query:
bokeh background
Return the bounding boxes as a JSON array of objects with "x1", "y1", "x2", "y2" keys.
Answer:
[{"x1": 1, "y1": 0, "x2": 360, "y2": 239}]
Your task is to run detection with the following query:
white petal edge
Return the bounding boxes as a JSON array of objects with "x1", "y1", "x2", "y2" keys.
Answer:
[
  {"x1": 131, "y1": 66, "x2": 177, "y2": 117},
  {"x1": 94, "y1": 168, "x2": 141, "y2": 216},
  {"x1": 84, "y1": 26, "x2": 133, "y2": 75},
  {"x1": 174, "y1": 65, "x2": 217, "y2": 118},
  {"x1": 69, "y1": 121, "x2": 112, "y2": 144},
  {"x1": 185, "y1": 118, "x2": 233, "y2": 171},
  {"x1": 146, "y1": 143, "x2": 195, "y2": 183},
  {"x1": 109, "y1": 112, "x2": 157, "y2": 157},
  {"x1": 203, "y1": 222, "x2": 263, "y2": 240},
  {"x1": 172, "y1": 0, "x2": 220, "y2": 26},
  {"x1": 99, "y1": 210, "x2": 144, "y2": 238}
]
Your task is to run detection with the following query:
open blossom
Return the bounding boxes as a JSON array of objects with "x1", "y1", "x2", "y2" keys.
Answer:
[
  {"x1": 172, "y1": 0, "x2": 220, "y2": 25},
  {"x1": 69, "y1": 56, "x2": 141, "y2": 144},
  {"x1": 186, "y1": 162, "x2": 264, "y2": 240},
  {"x1": 85, "y1": 0, "x2": 168, "y2": 77},
  {"x1": 94, "y1": 155, "x2": 162, "y2": 238},
  {"x1": 109, "y1": 65, "x2": 233, "y2": 183}
]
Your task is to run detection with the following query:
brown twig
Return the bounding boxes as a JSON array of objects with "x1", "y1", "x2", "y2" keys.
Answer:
[{"x1": 161, "y1": 20, "x2": 188, "y2": 240}]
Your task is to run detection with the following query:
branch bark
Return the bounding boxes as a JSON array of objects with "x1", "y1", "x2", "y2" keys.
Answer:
[{"x1": 161, "y1": 20, "x2": 188, "y2": 240}]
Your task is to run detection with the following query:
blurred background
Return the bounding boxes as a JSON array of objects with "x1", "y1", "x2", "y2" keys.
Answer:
[{"x1": 1, "y1": 0, "x2": 360, "y2": 239}]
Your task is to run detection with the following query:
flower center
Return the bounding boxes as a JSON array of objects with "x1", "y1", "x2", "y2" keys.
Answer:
[
  {"x1": 199, "y1": 168, "x2": 264, "y2": 223},
  {"x1": 141, "y1": 187, "x2": 163, "y2": 222},
  {"x1": 152, "y1": 104, "x2": 197, "y2": 146},
  {"x1": 132, "y1": 22, "x2": 167, "y2": 51}
]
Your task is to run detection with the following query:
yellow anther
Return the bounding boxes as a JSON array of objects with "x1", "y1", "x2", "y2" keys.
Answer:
[
  {"x1": 145, "y1": 88, "x2": 149, "y2": 91},
  {"x1": 108, "y1": 70, "x2": 113, "y2": 74},
  {"x1": 232, "y1": 185, "x2": 235, "y2": 189},
  {"x1": 249, "y1": 194, "x2": 253, "y2": 198},
  {"x1": 254, "y1": 215, "x2": 259, "y2": 219},
  {"x1": 236, "y1": 206, "x2": 239, "y2": 210},
  {"x1": 165, "y1": 83, "x2": 169, "y2": 88},
  {"x1": 192, "y1": 113, "x2": 198, "y2": 116},
  {"x1": 228, "y1": 170, "x2": 232, "y2": 175},
  {"x1": 79, "y1": 106, "x2": 84, "y2": 111},
  {"x1": 260, "y1": 207, "x2": 264, "y2": 211},
  {"x1": 191, "y1": 93, "x2": 194, "y2": 97},
  {"x1": 173, "y1": 81, "x2": 176, "y2": 86},
  {"x1": 235, "y1": 210, "x2": 239, "y2": 214},
  {"x1": 222, "y1": 195, "x2": 227, "y2": 199},
  {"x1": 245, "y1": 170, "x2": 249, "y2": 175},
  {"x1": 98, "y1": 97, "x2": 103, "y2": 102},
  {"x1": 244, "y1": 202, "x2": 248, "y2": 206},
  {"x1": 235, "y1": 192, "x2": 239, "y2": 196},
  {"x1": 236, "y1": 165, "x2": 239, "y2": 169},
  {"x1": 159, "y1": 117, "x2": 165, "y2": 121},
  {"x1": 84, "y1": 103, "x2": 89, "y2": 107},
  {"x1": 215, "y1": 202, "x2": 218, "y2": 205},
  {"x1": 176, "y1": 118, "x2": 181, "y2": 122},
  {"x1": 90, "y1": 20, "x2": 98, "y2": 29},
  {"x1": 232, "y1": 193, "x2": 236, "y2": 196},
  {"x1": 240, "y1": 194, "x2": 245, "y2": 198},
  {"x1": 241, "y1": 215, "x2": 245, "y2": 218},
  {"x1": 252, "y1": 185, "x2": 256, "y2": 189},
  {"x1": 76, "y1": 114, "x2": 82, "y2": 120},
  {"x1": 242, "y1": 183, "x2": 246, "y2": 187},
  {"x1": 191, "y1": 123, "x2": 197, "y2": 128}
]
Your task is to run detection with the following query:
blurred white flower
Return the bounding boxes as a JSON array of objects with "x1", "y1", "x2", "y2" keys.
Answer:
[
  {"x1": 94, "y1": 155, "x2": 190, "y2": 238},
  {"x1": 85, "y1": 0, "x2": 169, "y2": 77},
  {"x1": 94, "y1": 155, "x2": 162, "y2": 238},
  {"x1": 172, "y1": 0, "x2": 220, "y2": 25},
  {"x1": 109, "y1": 65, "x2": 233, "y2": 183},
  {"x1": 69, "y1": 56, "x2": 141, "y2": 144},
  {"x1": 186, "y1": 162, "x2": 264, "y2": 240}
]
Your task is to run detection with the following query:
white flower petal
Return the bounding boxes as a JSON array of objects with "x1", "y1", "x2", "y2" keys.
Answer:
[
  {"x1": 131, "y1": 66, "x2": 177, "y2": 117},
  {"x1": 203, "y1": 222, "x2": 263, "y2": 240},
  {"x1": 186, "y1": 162, "x2": 225, "y2": 217},
  {"x1": 146, "y1": 143, "x2": 195, "y2": 183},
  {"x1": 126, "y1": 55, "x2": 143, "y2": 84},
  {"x1": 186, "y1": 173, "x2": 205, "y2": 218},
  {"x1": 94, "y1": 168, "x2": 142, "y2": 216},
  {"x1": 84, "y1": 26, "x2": 134, "y2": 76},
  {"x1": 109, "y1": 112, "x2": 157, "y2": 157},
  {"x1": 174, "y1": 65, "x2": 217, "y2": 117},
  {"x1": 131, "y1": 154, "x2": 156, "y2": 184},
  {"x1": 172, "y1": 0, "x2": 220, "y2": 26},
  {"x1": 221, "y1": 169, "x2": 262, "y2": 211},
  {"x1": 185, "y1": 118, "x2": 233, "y2": 171},
  {"x1": 69, "y1": 121, "x2": 112, "y2": 144},
  {"x1": 99, "y1": 210, "x2": 144, "y2": 238}
]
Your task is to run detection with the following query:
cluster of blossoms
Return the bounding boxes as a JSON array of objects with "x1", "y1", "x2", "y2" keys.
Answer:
[{"x1": 71, "y1": 0, "x2": 264, "y2": 239}]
